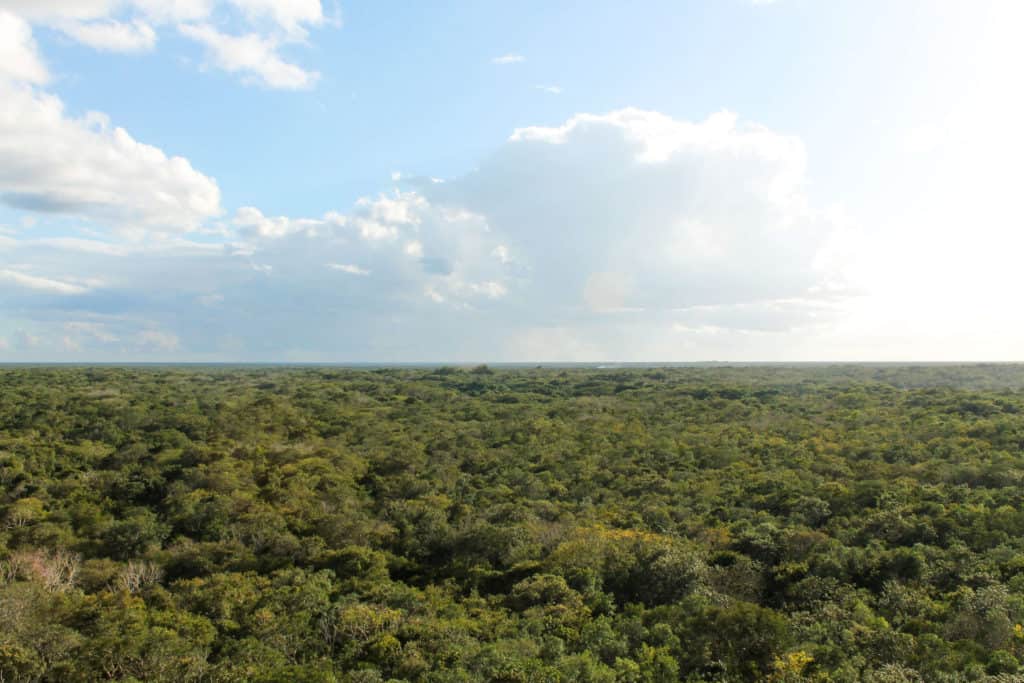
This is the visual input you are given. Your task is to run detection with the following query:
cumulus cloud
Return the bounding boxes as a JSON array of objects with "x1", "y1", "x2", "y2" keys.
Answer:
[
  {"x1": 128, "y1": 0, "x2": 212, "y2": 23},
  {"x1": 233, "y1": 206, "x2": 334, "y2": 238},
  {"x1": 0, "y1": 108, "x2": 858, "y2": 360},
  {"x1": 0, "y1": 80, "x2": 221, "y2": 231},
  {"x1": 225, "y1": 0, "x2": 324, "y2": 40},
  {"x1": 0, "y1": 1, "x2": 121, "y2": 23},
  {"x1": 431, "y1": 109, "x2": 842, "y2": 319},
  {"x1": 59, "y1": 18, "x2": 157, "y2": 52},
  {"x1": 0, "y1": 0, "x2": 327, "y2": 88},
  {"x1": 0, "y1": 10, "x2": 48, "y2": 83},
  {"x1": 0, "y1": 5, "x2": 227, "y2": 235},
  {"x1": 232, "y1": 191, "x2": 510, "y2": 309},
  {"x1": 178, "y1": 22, "x2": 319, "y2": 89}
]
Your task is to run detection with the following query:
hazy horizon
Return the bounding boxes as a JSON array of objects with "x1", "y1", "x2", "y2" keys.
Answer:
[
  {"x1": 3, "y1": 361, "x2": 1023, "y2": 368},
  {"x1": 2, "y1": 1, "x2": 1021, "y2": 362}
]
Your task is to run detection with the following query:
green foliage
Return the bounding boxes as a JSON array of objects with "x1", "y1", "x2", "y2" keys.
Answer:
[{"x1": 2, "y1": 364, "x2": 1024, "y2": 680}]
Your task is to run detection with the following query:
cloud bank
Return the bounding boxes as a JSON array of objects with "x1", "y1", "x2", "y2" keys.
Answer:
[{"x1": 1, "y1": 108, "x2": 857, "y2": 361}]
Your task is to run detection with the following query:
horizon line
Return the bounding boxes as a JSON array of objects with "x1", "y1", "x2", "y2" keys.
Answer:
[{"x1": 2, "y1": 361, "x2": 1024, "y2": 367}]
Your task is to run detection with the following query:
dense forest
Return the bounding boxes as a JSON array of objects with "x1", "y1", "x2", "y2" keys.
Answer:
[{"x1": 5, "y1": 365, "x2": 1024, "y2": 682}]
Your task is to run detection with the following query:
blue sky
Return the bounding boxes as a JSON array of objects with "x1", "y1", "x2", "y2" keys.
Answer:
[{"x1": 1, "y1": 1, "x2": 1022, "y2": 361}]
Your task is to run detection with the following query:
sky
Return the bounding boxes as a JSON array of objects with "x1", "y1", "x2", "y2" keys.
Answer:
[{"x1": 0, "y1": 0, "x2": 1022, "y2": 362}]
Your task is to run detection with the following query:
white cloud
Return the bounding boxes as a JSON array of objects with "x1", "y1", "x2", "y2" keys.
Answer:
[
  {"x1": 436, "y1": 108, "x2": 838, "y2": 323},
  {"x1": 0, "y1": 6, "x2": 224, "y2": 235},
  {"x1": 328, "y1": 263, "x2": 370, "y2": 276},
  {"x1": 229, "y1": 192, "x2": 505, "y2": 301},
  {"x1": 492, "y1": 53, "x2": 524, "y2": 65},
  {"x1": 534, "y1": 85, "x2": 562, "y2": 95},
  {"x1": 59, "y1": 18, "x2": 157, "y2": 52},
  {"x1": 0, "y1": 80, "x2": 222, "y2": 231},
  {"x1": 226, "y1": 0, "x2": 323, "y2": 39},
  {"x1": 0, "y1": 10, "x2": 48, "y2": 83},
  {"x1": 192, "y1": 102, "x2": 847, "y2": 358},
  {"x1": 0, "y1": 108, "x2": 862, "y2": 361},
  {"x1": 0, "y1": 0, "x2": 323, "y2": 35},
  {"x1": 491, "y1": 244, "x2": 511, "y2": 264},
  {"x1": 0, "y1": 0, "x2": 327, "y2": 88},
  {"x1": 0, "y1": 268, "x2": 90, "y2": 294},
  {"x1": 128, "y1": 0, "x2": 213, "y2": 23},
  {"x1": 233, "y1": 205, "x2": 331, "y2": 237},
  {"x1": 178, "y1": 22, "x2": 319, "y2": 89},
  {"x1": 0, "y1": 1, "x2": 115, "y2": 22},
  {"x1": 356, "y1": 192, "x2": 426, "y2": 225}
]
